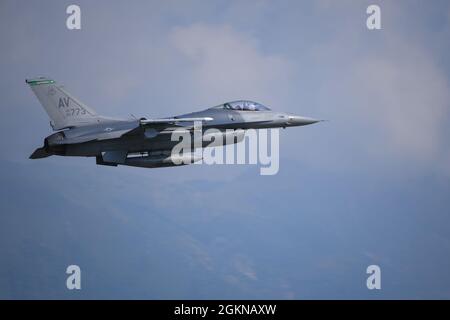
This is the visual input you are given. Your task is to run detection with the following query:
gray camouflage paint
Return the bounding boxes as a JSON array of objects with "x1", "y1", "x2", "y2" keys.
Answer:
[{"x1": 27, "y1": 77, "x2": 320, "y2": 167}]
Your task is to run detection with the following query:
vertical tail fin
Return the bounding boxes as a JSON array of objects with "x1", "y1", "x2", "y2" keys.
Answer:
[{"x1": 26, "y1": 77, "x2": 100, "y2": 130}]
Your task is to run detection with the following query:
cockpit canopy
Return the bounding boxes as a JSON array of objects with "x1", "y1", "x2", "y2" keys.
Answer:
[{"x1": 214, "y1": 100, "x2": 271, "y2": 111}]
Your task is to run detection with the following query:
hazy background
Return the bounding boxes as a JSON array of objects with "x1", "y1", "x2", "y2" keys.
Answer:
[{"x1": 1, "y1": 0, "x2": 450, "y2": 299}]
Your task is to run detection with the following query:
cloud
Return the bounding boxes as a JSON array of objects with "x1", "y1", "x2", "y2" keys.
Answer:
[
  {"x1": 349, "y1": 46, "x2": 450, "y2": 165},
  {"x1": 169, "y1": 23, "x2": 293, "y2": 105},
  {"x1": 232, "y1": 254, "x2": 258, "y2": 281},
  {"x1": 284, "y1": 1, "x2": 450, "y2": 176},
  {"x1": 178, "y1": 234, "x2": 214, "y2": 272}
]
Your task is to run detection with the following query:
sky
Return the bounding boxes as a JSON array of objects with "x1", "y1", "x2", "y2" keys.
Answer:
[{"x1": 1, "y1": 0, "x2": 450, "y2": 299}]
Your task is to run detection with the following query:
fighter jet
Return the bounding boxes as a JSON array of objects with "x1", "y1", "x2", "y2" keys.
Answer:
[{"x1": 26, "y1": 77, "x2": 320, "y2": 168}]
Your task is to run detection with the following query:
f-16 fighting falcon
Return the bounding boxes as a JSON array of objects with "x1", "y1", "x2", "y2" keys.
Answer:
[{"x1": 26, "y1": 77, "x2": 321, "y2": 168}]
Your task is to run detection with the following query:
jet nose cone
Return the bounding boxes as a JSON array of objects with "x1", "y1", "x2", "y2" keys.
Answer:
[{"x1": 287, "y1": 115, "x2": 321, "y2": 126}]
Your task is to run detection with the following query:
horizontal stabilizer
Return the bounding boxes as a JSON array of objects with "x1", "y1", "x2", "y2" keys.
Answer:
[
  {"x1": 140, "y1": 117, "x2": 213, "y2": 125},
  {"x1": 29, "y1": 147, "x2": 51, "y2": 159}
]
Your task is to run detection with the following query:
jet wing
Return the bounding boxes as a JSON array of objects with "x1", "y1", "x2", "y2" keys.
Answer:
[
  {"x1": 122, "y1": 117, "x2": 214, "y2": 137},
  {"x1": 139, "y1": 117, "x2": 213, "y2": 125}
]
